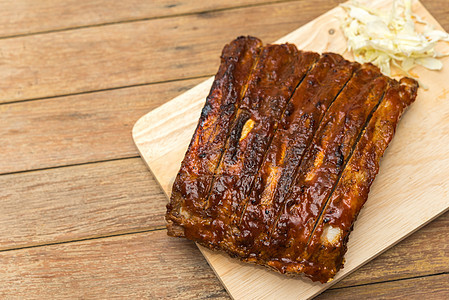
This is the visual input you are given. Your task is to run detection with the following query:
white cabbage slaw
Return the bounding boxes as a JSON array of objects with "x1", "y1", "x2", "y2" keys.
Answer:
[{"x1": 340, "y1": 0, "x2": 449, "y2": 88}]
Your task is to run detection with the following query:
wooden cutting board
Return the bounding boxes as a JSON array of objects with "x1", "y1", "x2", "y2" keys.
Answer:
[{"x1": 133, "y1": 0, "x2": 449, "y2": 298}]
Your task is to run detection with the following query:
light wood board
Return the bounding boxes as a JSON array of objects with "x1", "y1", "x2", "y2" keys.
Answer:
[{"x1": 133, "y1": 0, "x2": 449, "y2": 298}]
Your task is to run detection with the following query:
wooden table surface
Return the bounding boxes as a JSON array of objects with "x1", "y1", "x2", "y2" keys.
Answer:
[{"x1": 1, "y1": 1, "x2": 448, "y2": 299}]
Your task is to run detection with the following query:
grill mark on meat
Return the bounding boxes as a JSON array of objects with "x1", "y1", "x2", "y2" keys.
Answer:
[
  {"x1": 304, "y1": 82, "x2": 389, "y2": 248},
  {"x1": 218, "y1": 53, "x2": 320, "y2": 248},
  {"x1": 219, "y1": 109, "x2": 252, "y2": 167},
  {"x1": 233, "y1": 53, "x2": 359, "y2": 256},
  {"x1": 258, "y1": 64, "x2": 360, "y2": 255},
  {"x1": 192, "y1": 47, "x2": 265, "y2": 223},
  {"x1": 261, "y1": 70, "x2": 358, "y2": 247},
  {"x1": 197, "y1": 45, "x2": 319, "y2": 245},
  {"x1": 166, "y1": 36, "x2": 263, "y2": 234},
  {"x1": 200, "y1": 38, "x2": 265, "y2": 165},
  {"x1": 165, "y1": 36, "x2": 419, "y2": 283},
  {"x1": 301, "y1": 78, "x2": 418, "y2": 282},
  {"x1": 265, "y1": 64, "x2": 388, "y2": 268}
]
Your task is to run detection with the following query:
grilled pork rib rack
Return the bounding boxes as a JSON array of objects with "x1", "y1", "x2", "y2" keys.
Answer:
[{"x1": 165, "y1": 36, "x2": 418, "y2": 283}]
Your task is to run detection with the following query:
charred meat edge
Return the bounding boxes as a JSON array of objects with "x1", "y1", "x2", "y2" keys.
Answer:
[
  {"x1": 183, "y1": 44, "x2": 319, "y2": 245},
  {"x1": 233, "y1": 53, "x2": 359, "y2": 257},
  {"x1": 301, "y1": 78, "x2": 418, "y2": 283},
  {"x1": 166, "y1": 36, "x2": 263, "y2": 236}
]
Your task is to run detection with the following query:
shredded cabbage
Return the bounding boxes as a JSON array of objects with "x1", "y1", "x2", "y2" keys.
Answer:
[{"x1": 340, "y1": 0, "x2": 449, "y2": 87}]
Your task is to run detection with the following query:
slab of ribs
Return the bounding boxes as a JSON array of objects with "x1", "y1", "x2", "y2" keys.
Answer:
[{"x1": 165, "y1": 36, "x2": 418, "y2": 283}]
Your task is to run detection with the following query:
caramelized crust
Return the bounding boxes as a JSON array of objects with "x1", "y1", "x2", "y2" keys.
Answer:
[
  {"x1": 165, "y1": 36, "x2": 419, "y2": 283},
  {"x1": 236, "y1": 53, "x2": 359, "y2": 256},
  {"x1": 265, "y1": 64, "x2": 388, "y2": 268},
  {"x1": 167, "y1": 36, "x2": 262, "y2": 236},
  {"x1": 185, "y1": 44, "x2": 318, "y2": 246},
  {"x1": 302, "y1": 78, "x2": 418, "y2": 282}
]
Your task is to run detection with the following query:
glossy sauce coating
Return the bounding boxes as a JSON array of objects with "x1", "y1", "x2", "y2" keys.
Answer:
[
  {"x1": 302, "y1": 78, "x2": 418, "y2": 282},
  {"x1": 236, "y1": 53, "x2": 358, "y2": 256},
  {"x1": 166, "y1": 36, "x2": 262, "y2": 235},
  {"x1": 266, "y1": 64, "x2": 388, "y2": 266},
  {"x1": 165, "y1": 36, "x2": 418, "y2": 283},
  {"x1": 187, "y1": 44, "x2": 318, "y2": 245}
]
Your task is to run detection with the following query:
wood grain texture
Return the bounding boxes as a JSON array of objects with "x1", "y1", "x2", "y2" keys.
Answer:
[
  {"x1": 0, "y1": 0, "x2": 445, "y2": 104},
  {"x1": 133, "y1": 0, "x2": 449, "y2": 298},
  {"x1": 422, "y1": 0, "x2": 449, "y2": 30},
  {"x1": 0, "y1": 224, "x2": 446, "y2": 299},
  {"x1": 333, "y1": 211, "x2": 449, "y2": 288},
  {"x1": 0, "y1": 230, "x2": 229, "y2": 300},
  {"x1": 0, "y1": 158, "x2": 167, "y2": 251},
  {"x1": 0, "y1": 0, "x2": 278, "y2": 37},
  {"x1": 0, "y1": 77, "x2": 204, "y2": 174},
  {"x1": 1, "y1": 148, "x2": 447, "y2": 283},
  {"x1": 0, "y1": 0, "x2": 448, "y2": 299},
  {"x1": 319, "y1": 274, "x2": 449, "y2": 299},
  {"x1": 0, "y1": 0, "x2": 346, "y2": 104}
]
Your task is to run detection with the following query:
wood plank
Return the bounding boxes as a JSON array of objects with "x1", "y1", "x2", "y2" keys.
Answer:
[
  {"x1": 0, "y1": 0, "x2": 349, "y2": 104},
  {"x1": 423, "y1": 0, "x2": 449, "y2": 30},
  {"x1": 0, "y1": 0, "x2": 442, "y2": 37},
  {"x1": 0, "y1": 1, "x2": 447, "y2": 298},
  {"x1": 0, "y1": 0, "x2": 444, "y2": 39},
  {"x1": 333, "y1": 211, "x2": 449, "y2": 289},
  {"x1": 1, "y1": 141, "x2": 447, "y2": 281},
  {"x1": 132, "y1": 0, "x2": 449, "y2": 298},
  {"x1": 0, "y1": 0, "x2": 277, "y2": 38},
  {"x1": 0, "y1": 230, "x2": 229, "y2": 299},
  {"x1": 0, "y1": 133, "x2": 447, "y2": 283},
  {"x1": 0, "y1": 158, "x2": 167, "y2": 251},
  {"x1": 318, "y1": 274, "x2": 449, "y2": 299},
  {"x1": 0, "y1": 77, "x2": 204, "y2": 174},
  {"x1": 0, "y1": 228, "x2": 446, "y2": 299},
  {"x1": 0, "y1": 0, "x2": 445, "y2": 104}
]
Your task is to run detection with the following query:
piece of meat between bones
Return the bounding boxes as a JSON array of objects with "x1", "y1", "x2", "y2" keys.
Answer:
[{"x1": 165, "y1": 36, "x2": 418, "y2": 283}]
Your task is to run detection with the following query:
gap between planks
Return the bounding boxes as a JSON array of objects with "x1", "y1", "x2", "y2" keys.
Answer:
[
  {"x1": 0, "y1": 0, "x2": 301, "y2": 40},
  {"x1": 0, "y1": 74, "x2": 211, "y2": 106},
  {"x1": 1, "y1": 151, "x2": 447, "y2": 285},
  {"x1": 0, "y1": 226, "x2": 446, "y2": 296},
  {"x1": 0, "y1": 1, "x2": 444, "y2": 105},
  {"x1": 329, "y1": 271, "x2": 449, "y2": 292},
  {"x1": 0, "y1": 76, "x2": 206, "y2": 175},
  {"x1": 0, "y1": 0, "x2": 349, "y2": 104},
  {"x1": 0, "y1": 156, "x2": 138, "y2": 177},
  {"x1": 0, "y1": 227, "x2": 165, "y2": 253},
  {"x1": 319, "y1": 273, "x2": 449, "y2": 299}
]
